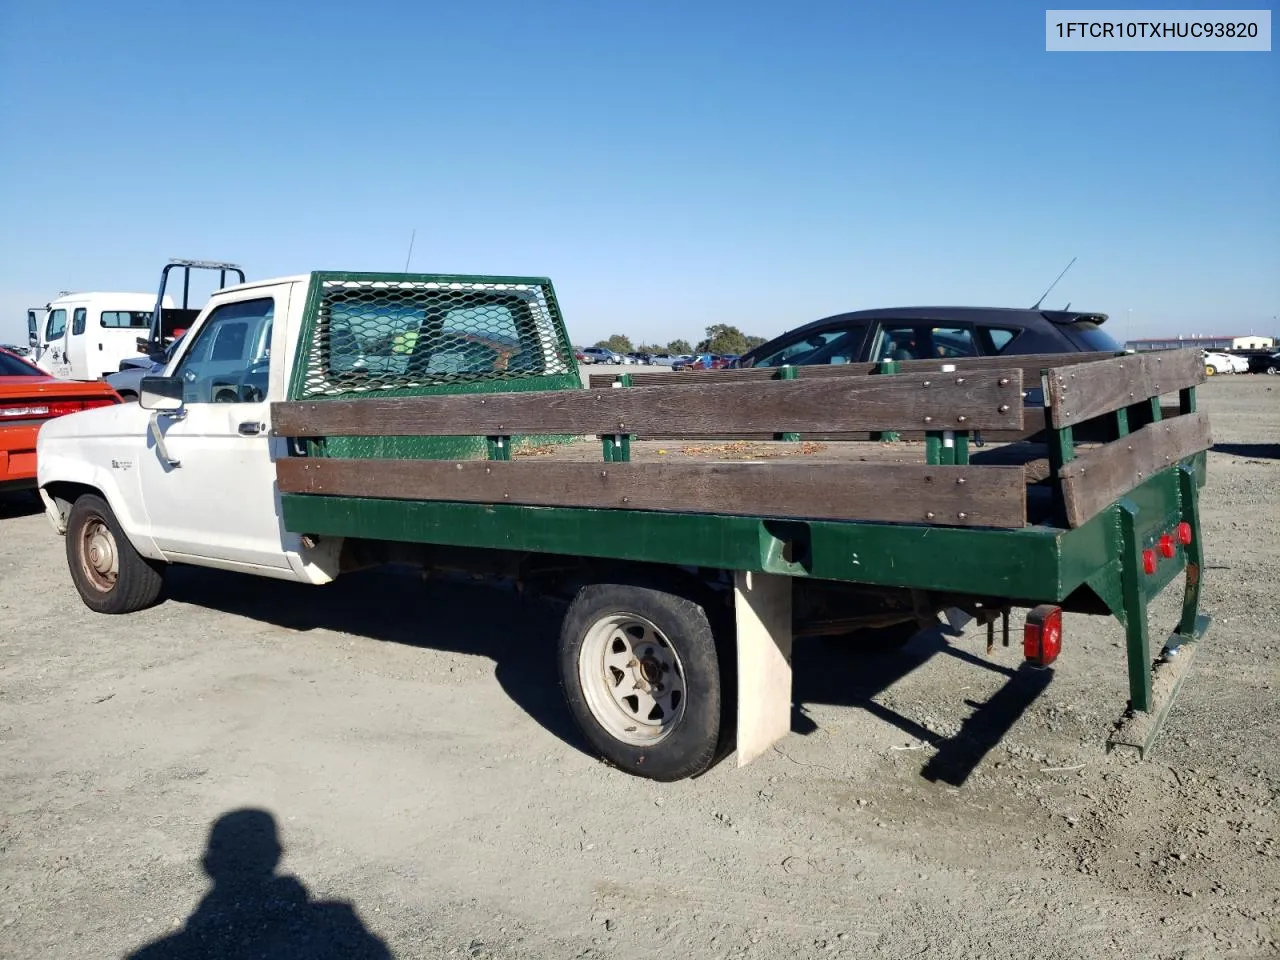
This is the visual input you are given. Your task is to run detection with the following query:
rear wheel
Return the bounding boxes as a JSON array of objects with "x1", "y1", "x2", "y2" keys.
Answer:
[
  {"x1": 559, "y1": 583, "x2": 726, "y2": 781},
  {"x1": 1204, "y1": 365, "x2": 1216, "y2": 376},
  {"x1": 65, "y1": 494, "x2": 165, "y2": 614}
]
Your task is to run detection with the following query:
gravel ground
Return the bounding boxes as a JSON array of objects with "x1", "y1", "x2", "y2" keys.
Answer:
[{"x1": 0, "y1": 374, "x2": 1277, "y2": 960}]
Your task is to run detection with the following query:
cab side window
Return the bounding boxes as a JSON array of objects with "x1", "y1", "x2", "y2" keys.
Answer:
[
  {"x1": 171, "y1": 298, "x2": 274, "y2": 404},
  {"x1": 46, "y1": 309, "x2": 67, "y2": 341},
  {"x1": 72, "y1": 308, "x2": 87, "y2": 336}
]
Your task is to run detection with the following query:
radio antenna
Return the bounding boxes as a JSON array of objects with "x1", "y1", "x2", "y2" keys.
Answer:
[
  {"x1": 1031, "y1": 256, "x2": 1077, "y2": 309},
  {"x1": 403, "y1": 228, "x2": 416, "y2": 272}
]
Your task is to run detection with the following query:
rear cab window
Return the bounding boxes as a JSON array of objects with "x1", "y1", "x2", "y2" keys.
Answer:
[
  {"x1": 312, "y1": 280, "x2": 572, "y2": 394},
  {"x1": 101, "y1": 311, "x2": 153, "y2": 329}
]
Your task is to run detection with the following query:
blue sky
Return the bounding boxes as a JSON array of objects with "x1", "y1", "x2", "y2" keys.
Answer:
[{"x1": 1, "y1": 0, "x2": 1276, "y2": 347}]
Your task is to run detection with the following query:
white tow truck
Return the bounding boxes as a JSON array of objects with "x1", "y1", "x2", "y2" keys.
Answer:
[{"x1": 29, "y1": 291, "x2": 173, "y2": 382}]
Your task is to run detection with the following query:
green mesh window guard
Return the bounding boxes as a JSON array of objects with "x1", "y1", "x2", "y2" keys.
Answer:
[{"x1": 293, "y1": 274, "x2": 575, "y2": 399}]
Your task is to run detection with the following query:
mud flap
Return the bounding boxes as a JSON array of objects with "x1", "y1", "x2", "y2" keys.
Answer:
[
  {"x1": 734, "y1": 570, "x2": 793, "y2": 766},
  {"x1": 1108, "y1": 615, "x2": 1210, "y2": 758}
]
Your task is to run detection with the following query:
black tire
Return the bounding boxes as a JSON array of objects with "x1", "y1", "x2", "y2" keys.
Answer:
[
  {"x1": 558, "y1": 582, "x2": 726, "y2": 781},
  {"x1": 65, "y1": 493, "x2": 165, "y2": 614}
]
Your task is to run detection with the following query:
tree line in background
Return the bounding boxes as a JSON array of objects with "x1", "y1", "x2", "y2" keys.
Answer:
[{"x1": 591, "y1": 324, "x2": 769, "y2": 358}]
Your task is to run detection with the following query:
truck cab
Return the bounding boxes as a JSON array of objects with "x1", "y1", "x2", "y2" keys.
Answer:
[
  {"x1": 31, "y1": 291, "x2": 173, "y2": 381},
  {"x1": 36, "y1": 271, "x2": 581, "y2": 586},
  {"x1": 36, "y1": 275, "x2": 324, "y2": 580}
]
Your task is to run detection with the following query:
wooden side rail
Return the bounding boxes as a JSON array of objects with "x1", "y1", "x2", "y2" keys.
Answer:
[
  {"x1": 586, "y1": 351, "x2": 1117, "y2": 390},
  {"x1": 1044, "y1": 349, "x2": 1205, "y2": 428},
  {"x1": 1056, "y1": 411, "x2": 1213, "y2": 528},
  {"x1": 272, "y1": 369, "x2": 1025, "y2": 438},
  {"x1": 275, "y1": 458, "x2": 1030, "y2": 529}
]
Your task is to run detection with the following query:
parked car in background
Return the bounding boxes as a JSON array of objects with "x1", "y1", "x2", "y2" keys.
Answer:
[
  {"x1": 1247, "y1": 350, "x2": 1280, "y2": 375},
  {"x1": 675, "y1": 353, "x2": 730, "y2": 371},
  {"x1": 734, "y1": 306, "x2": 1124, "y2": 371},
  {"x1": 579, "y1": 347, "x2": 619, "y2": 364},
  {"x1": 626, "y1": 352, "x2": 653, "y2": 365},
  {"x1": 573, "y1": 346, "x2": 593, "y2": 364},
  {"x1": 1202, "y1": 351, "x2": 1249, "y2": 375},
  {"x1": 648, "y1": 353, "x2": 679, "y2": 366},
  {"x1": 104, "y1": 333, "x2": 187, "y2": 401},
  {"x1": 0, "y1": 346, "x2": 121, "y2": 493}
]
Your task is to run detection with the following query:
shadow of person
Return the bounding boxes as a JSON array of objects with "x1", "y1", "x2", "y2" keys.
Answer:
[{"x1": 127, "y1": 809, "x2": 391, "y2": 960}]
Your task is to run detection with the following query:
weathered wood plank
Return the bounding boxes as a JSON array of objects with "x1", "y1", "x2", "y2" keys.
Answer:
[
  {"x1": 272, "y1": 371, "x2": 1025, "y2": 438},
  {"x1": 275, "y1": 458, "x2": 1030, "y2": 529},
  {"x1": 1045, "y1": 349, "x2": 1205, "y2": 428},
  {"x1": 1057, "y1": 411, "x2": 1213, "y2": 527},
  {"x1": 587, "y1": 351, "x2": 1116, "y2": 390}
]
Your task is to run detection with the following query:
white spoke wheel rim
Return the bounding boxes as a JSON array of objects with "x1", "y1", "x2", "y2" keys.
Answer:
[
  {"x1": 79, "y1": 517, "x2": 119, "y2": 593},
  {"x1": 578, "y1": 613, "x2": 688, "y2": 746}
]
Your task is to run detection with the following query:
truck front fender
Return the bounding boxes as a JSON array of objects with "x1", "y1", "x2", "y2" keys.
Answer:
[{"x1": 37, "y1": 453, "x2": 163, "y2": 561}]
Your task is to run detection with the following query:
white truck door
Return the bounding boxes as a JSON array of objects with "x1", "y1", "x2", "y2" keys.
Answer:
[
  {"x1": 37, "y1": 307, "x2": 71, "y2": 377},
  {"x1": 138, "y1": 287, "x2": 291, "y2": 571}
]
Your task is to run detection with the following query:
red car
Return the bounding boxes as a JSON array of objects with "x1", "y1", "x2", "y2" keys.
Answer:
[{"x1": 0, "y1": 347, "x2": 121, "y2": 494}]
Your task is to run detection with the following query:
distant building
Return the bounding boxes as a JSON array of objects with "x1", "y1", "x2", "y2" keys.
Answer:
[{"x1": 1126, "y1": 334, "x2": 1275, "y2": 352}]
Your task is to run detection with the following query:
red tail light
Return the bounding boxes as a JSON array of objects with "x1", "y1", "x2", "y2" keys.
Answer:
[
  {"x1": 1023, "y1": 605, "x2": 1063, "y2": 667},
  {"x1": 1142, "y1": 549, "x2": 1158, "y2": 575},
  {"x1": 1158, "y1": 533, "x2": 1176, "y2": 559},
  {"x1": 1177, "y1": 521, "x2": 1192, "y2": 545}
]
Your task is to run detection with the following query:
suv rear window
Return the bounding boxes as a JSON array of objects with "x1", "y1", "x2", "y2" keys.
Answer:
[{"x1": 1059, "y1": 320, "x2": 1122, "y2": 353}]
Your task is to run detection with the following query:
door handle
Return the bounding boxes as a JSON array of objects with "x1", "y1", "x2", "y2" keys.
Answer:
[{"x1": 238, "y1": 421, "x2": 264, "y2": 436}]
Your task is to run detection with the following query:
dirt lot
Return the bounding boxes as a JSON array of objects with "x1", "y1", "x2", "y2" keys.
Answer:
[{"x1": 1, "y1": 375, "x2": 1277, "y2": 960}]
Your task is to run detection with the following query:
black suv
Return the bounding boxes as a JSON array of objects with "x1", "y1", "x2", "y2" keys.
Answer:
[{"x1": 734, "y1": 307, "x2": 1122, "y2": 369}]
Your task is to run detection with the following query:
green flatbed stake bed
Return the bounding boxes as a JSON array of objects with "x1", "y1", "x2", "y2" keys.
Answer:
[{"x1": 38, "y1": 272, "x2": 1213, "y2": 783}]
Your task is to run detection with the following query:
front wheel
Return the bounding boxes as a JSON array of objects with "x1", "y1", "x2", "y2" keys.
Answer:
[
  {"x1": 558, "y1": 583, "x2": 726, "y2": 781},
  {"x1": 65, "y1": 494, "x2": 165, "y2": 614},
  {"x1": 1204, "y1": 365, "x2": 1216, "y2": 376}
]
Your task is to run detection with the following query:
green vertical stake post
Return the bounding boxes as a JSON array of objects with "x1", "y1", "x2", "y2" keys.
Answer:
[
  {"x1": 776, "y1": 365, "x2": 800, "y2": 442},
  {"x1": 875, "y1": 359, "x2": 900, "y2": 442},
  {"x1": 603, "y1": 373, "x2": 633, "y2": 462}
]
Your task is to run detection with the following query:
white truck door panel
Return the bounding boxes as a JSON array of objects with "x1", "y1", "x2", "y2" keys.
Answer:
[
  {"x1": 39, "y1": 308, "x2": 71, "y2": 377},
  {"x1": 139, "y1": 288, "x2": 291, "y2": 570}
]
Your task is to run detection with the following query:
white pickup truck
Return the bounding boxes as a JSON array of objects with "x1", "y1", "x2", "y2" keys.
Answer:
[{"x1": 35, "y1": 268, "x2": 1214, "y2": 782}]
